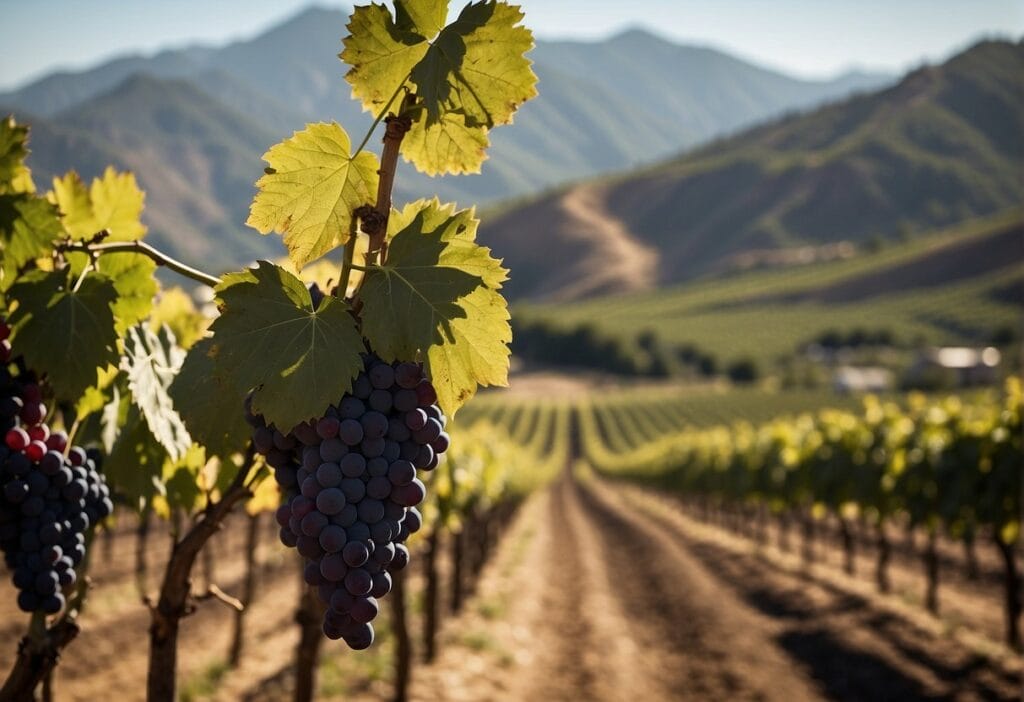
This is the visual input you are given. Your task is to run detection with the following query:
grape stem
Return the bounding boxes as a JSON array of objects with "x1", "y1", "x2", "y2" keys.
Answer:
[{"x1": 59, "y1": 239, "x2": 221, "y2": 288}]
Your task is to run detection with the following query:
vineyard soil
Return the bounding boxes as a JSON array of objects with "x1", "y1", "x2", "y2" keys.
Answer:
[
  {"x1": 0, "y1": 474, "x2": 1018, "y2": 700},
  {"x1": 416, "y1": 473, "x2": 1021, "y2": 701}
]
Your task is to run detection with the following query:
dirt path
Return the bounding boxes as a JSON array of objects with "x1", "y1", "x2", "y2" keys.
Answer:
[
  {"x1": 413, "y1": 472, "x2": 1021, "y2": 701},
  {"x1": 547, "y1": 184, "x2": 659, "y2": 302}
]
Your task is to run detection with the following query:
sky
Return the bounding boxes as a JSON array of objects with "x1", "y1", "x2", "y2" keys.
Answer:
[{"x1": 1, "y1": 0, "x2": 1022, "y2": 90}]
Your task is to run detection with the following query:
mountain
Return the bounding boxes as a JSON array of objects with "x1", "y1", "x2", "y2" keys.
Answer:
[
  {"x1": 7, "y1": 75, "x2": 285, "y2": 270},
  {"x1": 479, "y1": 39, "x2": 1024, "y2": 301},
  {"x1": 0, "y1": 7, "x2": 898, "y2": 274}
]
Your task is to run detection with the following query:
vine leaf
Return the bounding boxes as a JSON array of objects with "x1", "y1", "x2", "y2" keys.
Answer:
[
  {"x1": 400, "y1": 111, "x2": 491, "y2": 176},
  {"x1": 100, "y1": 252, "x2": 158, "y2": 334},
  {"x1": 50, "y1": 168, "x2": 147, "y2": 242},
  {"x1": 150, "y1": 287, "x2": 207, "y2": 350},
  {"x1": 427, "y1": 284, "x2": 510, "y2": 416},
  {"x1": 247, "y1": 122, "x2": 379, "y2": 270},
  {"x1": 0, "y1": 117, "x2": 35, "y2": 194},
  {"x1": 122, "y1": 324, "x2": 193, "y2": 462},
  {"x1": 342, "y1": 0, "x2": 537, "y2": 176},
  {"x1": 342, "y1": 3, "x2": 431, "y2": 115},
  {"x1": 245, "y1": 463, "x2": 280, "y2": 516},
  {"x1": 206, "y1": 261, "x2": 365, "y2": 431},
  {"x1": 168, "y1": 337, "x2": 250, "y2": 459},
  {"x1": 156, "y1": 445, "x2": 208, "y2": 517},
  {"x1": 8, "y1": 269, "x2": 119, "y2": 402},
  {"x1": 0, "y1": 195, "x2": 63, "y2": 291},
  {"x1": 105, "y1": 400, "x2": 167, "y2": 510},
  {"x1": 410, "y1": 2, "x2": 536, "y2": 129},
  {"x1": 361, "y1": 199, "x2": 510, "y2": 414}
]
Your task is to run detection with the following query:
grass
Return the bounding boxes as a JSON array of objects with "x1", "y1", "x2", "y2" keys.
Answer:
[
  {"x1": 517, "y1": 210, "x2": 1022, "y2": 366},
  {"x1": 179, "y1": 659, "x2": 230, "y2": 702}
]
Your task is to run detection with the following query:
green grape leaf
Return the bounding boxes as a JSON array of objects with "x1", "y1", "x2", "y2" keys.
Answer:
[
  {"x1": 0, "y1": 117, "x2": 34, "y2": 194},
  {"x1": 247, "y1": 123, "x2": 380, "y2": 269},
  {"x1": 341, "y1": 1, "x2": 536, "y2": 176},
  {"x1": 168, "y1": 337, "x2": 250, "y2": 459},
  {"x1": 8, "y1": 270, "x2": 119, "y2": 401},
  {"x1": 50, "y1": 168, "x2": 147, "y2": 242},
  {"x1": 410, "y1": 2, "x2": 536, "y2": 128},
  {"x1": 359, "y1": 211, "x2": 482, "y2": 360},
  {"x1": 160, "y1": 445, "x2": 208, "y2": 516},
  {"x1": 106, "y1": 402, "x2": 167, "y2": 511},
  {"x1": 122, "y1": 324, "x2": 192, "y2": 461},
  {"x1": 361, "y1": 200, "x2": 511, "y2": 414},
  {"x1": 0, "y1": 194, "x2": 63, "y2": 291},
  {"x1": 98, "y1": 252, "x2": 157, "y2": 333},
  {"x1": 150, "y1": 287, "x2": 206, "y2": 350},
  {"x1": 398, "y1": 0, "x2": 448, "y2": 36},
  {"x1": 245, "y1": 465, "x2": 281, "y2": 516},
  {"x1": 389, "y1": 199, "x2": 507, "y2": 287},
  {"x1": 342, "y1": 3, "x2": 431, "y2": 115},
  {"x1": 207, "y1": 261, "x2": 365, "y2": 430},
  {"x1": 400, "y1": 111, "x2": 490, "y2": 175},
  {"x1": 426, "y1": 283, "x2": 510, "y2": 415}
]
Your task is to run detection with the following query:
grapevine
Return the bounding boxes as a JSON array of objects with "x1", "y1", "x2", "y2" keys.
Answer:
[{"x1": 0, "y1": 0, "x2": 537, "y2": 698}]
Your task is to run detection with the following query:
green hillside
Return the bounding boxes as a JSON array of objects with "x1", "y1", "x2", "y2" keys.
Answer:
[
  {"x1": 517, "y1": 209, "x2": 1023, "y2": 367},
  {"x1": 482, "y1": 39, "x2": 1024, "y2": 300}
]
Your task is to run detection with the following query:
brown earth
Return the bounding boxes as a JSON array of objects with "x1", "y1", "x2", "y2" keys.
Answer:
[{"x1": 0, "y1": 473, "x2": 1020, "y2": 701}]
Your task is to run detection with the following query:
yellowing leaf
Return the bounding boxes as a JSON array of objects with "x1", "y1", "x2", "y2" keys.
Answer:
[
  {"x1": 247, "y1": 122, "x2": 380, "y2": 269},
  {"x1": 411, "y1": 2, "x2": 536, "y2": 128},
  {"x1": 98, "y1": 252, "x2": 157, "y2": 334},
  {"x1": 0, "y1": 194, "x2": 63, "y2": 291},
  {"x1": 341, "y1": 1, "x2": 537, "y2": 176},
  {"x1": 427, "y1": 284, "x2": 510, "y2": 415},
  {"x1": 246, "y1": 464, "x2": 281, "y2": 516},
  {"x1": 150, "y1": 287, "x2": 207, "y2": 350},
  {"x1": 0, "y1": 117, "x2": 35, "y2": 194},
  {"x1": 342, "y1": 3, "x2": 431, "y2": 115},
  {"x1": 207, "y1": 262, "x2": 365, "y2": 430},
  {"x1": 400, "y1": 111, "x2": 490, "y2": 175},
  {"x1": 50, "y1": 168, "x2": 146, "y2": 242},
  {"x1": 360, "y1": 200, "x2": 510, "y2": 415}
]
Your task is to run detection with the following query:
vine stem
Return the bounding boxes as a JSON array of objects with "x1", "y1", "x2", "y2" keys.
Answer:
[
  {"x1": 337, "y1": 218, "x2": 359, "y2": 300},
  {"x1": 146, "y1": 445, "x2": 257, "y2": 702},
  {"x1": 59, "y1": 240, "x2": 221, "y2": 288}
]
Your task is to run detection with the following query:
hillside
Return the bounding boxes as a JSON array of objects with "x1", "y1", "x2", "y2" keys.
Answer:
[
  {"x1": 8, "y1": 75, "x2": 285, "y2": 270},
  {"x1": 482, "y1": 39, "x2": 1024, "y2": 301},
  {"x1": 0, "y1": 8, "x2": 893, "y2": 275},
  {"x1": 517, "y1": 209, "x2": 1024, "y2": 367}
]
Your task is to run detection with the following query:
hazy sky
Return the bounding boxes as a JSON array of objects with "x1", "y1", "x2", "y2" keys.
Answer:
[{"x1": 2, "y1": 0, "x2": 1022, "y2": 90}]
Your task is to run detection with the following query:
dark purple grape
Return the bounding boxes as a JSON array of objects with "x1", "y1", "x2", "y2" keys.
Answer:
[
  {"x1": 344, "y1": 568, "x2": 372, "y2": 596},
  {"x1": 316, "y1": 462, "x2": 343, "y2": 488},
  {"x1": 369, "y1": 364, "x2": 394, "y2": 390},
  {"x1": 316, "y1": 488, "x2": 346, "y2": 516}
]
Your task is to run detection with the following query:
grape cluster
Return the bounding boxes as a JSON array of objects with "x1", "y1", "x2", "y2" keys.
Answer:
[
  {"x1": 249, "y1": 353, "x2": 447, "y2": 650},
  {"x1": 0, "y1": 320, "x2": 113, "y2": 614}
]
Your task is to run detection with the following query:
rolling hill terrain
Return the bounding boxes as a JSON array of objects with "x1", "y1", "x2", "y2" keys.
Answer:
[
  {"x1": 482, "y1": 39, "x2": 1023, "y2": 301},
  {"x1": 516, "y1": 209, "x2": 1023, "y2": 367}
]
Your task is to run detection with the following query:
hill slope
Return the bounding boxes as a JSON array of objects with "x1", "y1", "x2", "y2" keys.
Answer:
[
  {"x1": 10, "y1": 75, "x2": 285, "y2": 270},
  {"x1": 482, "y1": 39, "x2": 1024, "y2": 301},
  {"x1": 518, "y1": 209, "x2": 1024, "y2": 366}
]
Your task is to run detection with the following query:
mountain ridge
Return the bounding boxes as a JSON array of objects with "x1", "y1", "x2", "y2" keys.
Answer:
[
  {"x1": 1, "y1": 6, "x2": 898, "y2": 274},
  {"x1": 479, "y1": 38, "x2": 1024, "y2": 301}
]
